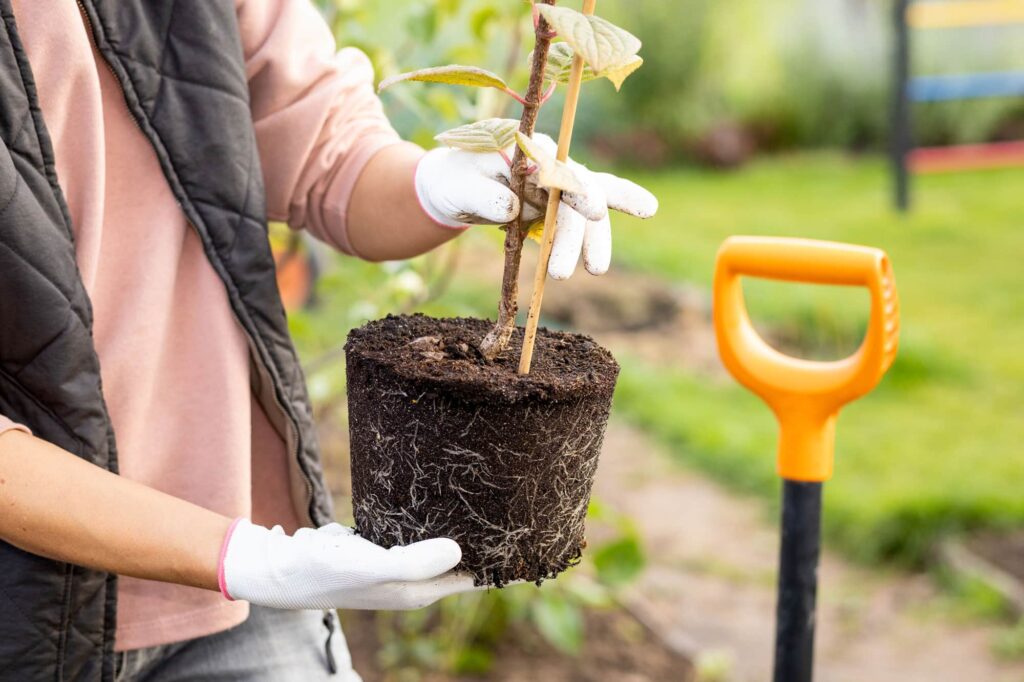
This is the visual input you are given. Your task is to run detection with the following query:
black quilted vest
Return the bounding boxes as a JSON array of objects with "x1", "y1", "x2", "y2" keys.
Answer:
[{"x1": 0, "y1": 2, "x2": 333, "y2": 679}]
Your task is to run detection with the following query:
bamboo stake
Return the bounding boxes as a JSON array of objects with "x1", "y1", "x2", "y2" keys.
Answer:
[{"x1": 518, "y1": 0, "x2": 597, "y2": 375}]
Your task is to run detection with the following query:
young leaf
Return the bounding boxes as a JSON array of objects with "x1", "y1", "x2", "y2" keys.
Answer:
[
  {"x1": 379, "y1": 65, "x2": 511, "y2": 93},
  {"x1": 515, "y1": 132, "x2": 584, "y2": 194},
  {"x1": 530, "y1": 595, "x2": 584, "y2": 655},
  {"x1": 535, "y1": 6, "x2": 642, "y2": 76},
  {"x1": 535, "y1": 42, "x2": 597, "y2": 85},
  {"x1": 602, "y1": 55, "x2": 644, "y2": 91},
  {"x1": 536, "y1": 43, "x2": 642, "y2": 91},
  {"x1": 436, "y1": 119, "x2": 520, "y2": 153},
  {"x1": 593, "y1": 536, "x2": 646, "y2": 588}
]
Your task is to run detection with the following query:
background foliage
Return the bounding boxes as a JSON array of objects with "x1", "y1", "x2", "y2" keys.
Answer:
[{"x1": 318, "y1": 0, "x2": 1024, "y2": 165}]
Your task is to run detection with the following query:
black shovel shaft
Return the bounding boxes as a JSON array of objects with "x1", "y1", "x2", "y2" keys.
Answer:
[{"x1": 773, "y1": 480, "x2": 823, "y2": 682}]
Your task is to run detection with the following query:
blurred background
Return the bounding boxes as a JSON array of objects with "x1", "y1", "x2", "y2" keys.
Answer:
[{"x1": 277, "y1": 1, "x2": 1024, "y2": 679}]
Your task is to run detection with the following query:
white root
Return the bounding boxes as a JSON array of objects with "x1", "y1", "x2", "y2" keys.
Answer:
[{"x1": 351, "y1": 396, "x2": 610, "y2": 586}]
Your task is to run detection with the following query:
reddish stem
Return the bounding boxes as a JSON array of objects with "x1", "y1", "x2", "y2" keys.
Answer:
[
  {"x1": 540, "y1": 81, "x2": 557, "y2": 104},
  {"x1": 503, "y1": 87, "x2": 529, "y2": 106}
]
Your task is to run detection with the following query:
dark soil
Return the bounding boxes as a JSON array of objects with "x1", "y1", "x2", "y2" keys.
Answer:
[
  {"x1": 341, "y1": 605, "x2": 695, "y2": 682},
  {"x1": 345, "y1": 315, "x2": 619, "y2": 586}
]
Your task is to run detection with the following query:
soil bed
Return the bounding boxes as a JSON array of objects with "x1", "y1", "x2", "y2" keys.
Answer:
[{"x1": 346, "y1": 314, "x2": 619, "y2": 586}]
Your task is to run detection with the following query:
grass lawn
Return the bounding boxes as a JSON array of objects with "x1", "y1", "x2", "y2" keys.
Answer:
[{"x1": 609, "y1": 153, "x2": 1024, "y2": 565}]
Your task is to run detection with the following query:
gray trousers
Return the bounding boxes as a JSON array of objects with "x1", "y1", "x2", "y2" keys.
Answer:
[{"x1": 114, "y1": 606, "x2": 362, "y2": 681}]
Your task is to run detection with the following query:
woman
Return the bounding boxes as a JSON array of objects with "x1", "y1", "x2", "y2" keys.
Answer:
[{"x1": 0, "y1": 1, "x2": 655, "y2": 680}]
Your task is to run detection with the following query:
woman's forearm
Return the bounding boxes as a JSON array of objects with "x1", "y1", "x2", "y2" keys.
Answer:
[
  {"x1": 0, "y1": 430, "x2": 230, "y2": 591},
  {"x1": 346, "y1": 142, "x2": 464, "y2": 261}
]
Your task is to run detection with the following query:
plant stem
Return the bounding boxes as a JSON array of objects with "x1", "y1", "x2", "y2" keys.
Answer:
[
  {"x1": 519, "y1": 0, "x2": 596, "y2": 375},
  {"x1": 479, "y1": 0, "x2": 557, "y2": 361}
]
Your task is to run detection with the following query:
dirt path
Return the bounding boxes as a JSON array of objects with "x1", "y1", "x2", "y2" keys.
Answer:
[{"x1": 593, "y1": 421, "x2": 1024, "y2": 682}]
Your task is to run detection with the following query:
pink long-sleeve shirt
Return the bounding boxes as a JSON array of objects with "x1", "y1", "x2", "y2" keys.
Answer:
[{"x1": 1, "y1": 0, "x2": 400, "y2": 651}]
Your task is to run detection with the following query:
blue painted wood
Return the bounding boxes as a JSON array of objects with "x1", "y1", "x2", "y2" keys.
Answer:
[{"x1": 909, "y1": 71, "x2": 1024, "y2": 101}]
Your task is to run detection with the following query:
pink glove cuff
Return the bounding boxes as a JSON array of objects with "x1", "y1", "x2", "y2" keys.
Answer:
[{"x1": 218, "y1": 517, "x2": 244, "y2": 601}]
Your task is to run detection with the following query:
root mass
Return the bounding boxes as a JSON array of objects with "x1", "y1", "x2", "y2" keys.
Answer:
[{"x1": 346, "y1": 314, "x2": 619, "y2": 586}]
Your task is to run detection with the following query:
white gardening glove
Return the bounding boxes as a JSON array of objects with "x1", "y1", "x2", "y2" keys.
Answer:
[
  {"x1": 415, "y1": 134, "x2": 658, "y2": 280},
  {"x1": 219, "y1": 519, "x2": 479, "y2": 611}
]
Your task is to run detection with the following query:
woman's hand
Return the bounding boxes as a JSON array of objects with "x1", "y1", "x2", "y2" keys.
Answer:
[
  {"x1": 220, "y1": 520, "x2": 480, "y2": 610},
  {"x1": 414, "y1": 134, "x2": 658, "y2": 280}
]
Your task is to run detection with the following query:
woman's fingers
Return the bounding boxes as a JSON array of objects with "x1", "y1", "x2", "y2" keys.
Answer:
[
  {"x1": 426, "y1": 141, "x2": 657, "y2": 279},
  {"x1": 548, "y1": 203, "x2": 587, "y2": 281},
  {"x1": 583, "y1": 214, "x2": 612, "y2": 276},
  {"x1": 527, "y1": 134, "x2": 607, "y2": 221},
  {"x1": 561, "y1": 172, "x2": 608, "y2": 223},
  {"x1": 592, "y1": 171, "x2": 659, "y2": 219},
  {"x1": 391, "y1": 573, "x2": 532, "y2": 610}
]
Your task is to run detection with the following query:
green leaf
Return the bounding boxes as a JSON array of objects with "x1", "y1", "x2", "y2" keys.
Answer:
[
  {"x1": 379, "y1": 65, "x2": 510, "y2": 94},
  {"x1": 602, "y1": 55, "x2": 644, "y2": 91},
  {"x1": 515, "y1": 132, "x2": 584, "y2": 193},
  {"x1": 405, "y1": 7, "x2": 439, "y2": 44},
  {"x1": 537, "y1": 42, "x2": 598, "y2": 85},
  {"x1": 470, "y1": 6, "x2": 499, "y2": 40},
  {"x1": 530, "y1": 594, "x2": 584, "y2": 655},
  {"x1": 453, "y1": 646, "x2": 494, "y2": 676},
  {"x1": 539, "y1": 43, "x2": 642, "y2": 91},
  {"x1": 536, "y1": 6, "x2": 642, "y2": 78},
  {"x1": 593, "y1": 536, "x2": 646, "y2": 588},
  {"x1": 587, "y1": 497, "x2": 613, "y2": 521},
  {"x1": 435, "y1": 119, "x2": 520, "y2": 153}
]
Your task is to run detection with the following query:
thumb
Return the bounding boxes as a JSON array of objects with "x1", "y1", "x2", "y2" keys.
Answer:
[
  {"x1": 384, "y1": 538, "x2": 463, "y2": 582},
  {"x1": 452, "y1": 176, "x2": 521, "y2": 225}
]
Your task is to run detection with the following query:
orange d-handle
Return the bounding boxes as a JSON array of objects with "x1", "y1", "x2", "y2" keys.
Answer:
[{"x1": 713, "y1": 237, "x2": 900, "y2": 482}]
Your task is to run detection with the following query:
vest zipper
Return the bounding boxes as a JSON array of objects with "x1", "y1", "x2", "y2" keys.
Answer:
[
  {"x1": 73, "y1": 1, "x2": 317, "y2": 525},
  {"x1": 246, "y1": 331, "x2": 316, "y2": 524},
  {"x1": 75, "y1": 1, "x2": 142, "y2": 134}
]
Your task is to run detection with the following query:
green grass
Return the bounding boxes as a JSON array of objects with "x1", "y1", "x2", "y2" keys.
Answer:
[{"x1": 609, "y1": 153, "x2": 1024, "y2": 565}]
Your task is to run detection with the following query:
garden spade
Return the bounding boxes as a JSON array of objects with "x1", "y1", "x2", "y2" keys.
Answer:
[{"x1": 712, "y1": 236, "x2": 900, "y2": 682}]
